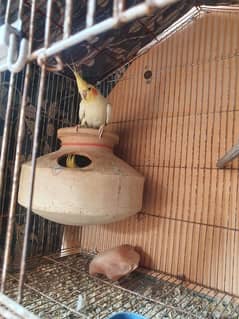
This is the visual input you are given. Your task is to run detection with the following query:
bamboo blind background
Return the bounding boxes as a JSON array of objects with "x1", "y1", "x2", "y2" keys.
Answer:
[{"x1": 64, "y1": 11, "x2": 239, "y2": 296}]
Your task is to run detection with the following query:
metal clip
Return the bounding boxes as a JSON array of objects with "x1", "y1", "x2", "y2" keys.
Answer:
[
  {"x1": 7, "y1": 33, "x2": 28, "y2": 73},
  {"x1": 37, "y1": 55, "x2": 63, "y2": 72}
]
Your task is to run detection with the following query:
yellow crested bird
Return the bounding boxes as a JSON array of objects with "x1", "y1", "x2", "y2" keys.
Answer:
[
  {"x1": 66, "y1": 154, "x2": 77, "y2": 168},
  {"x1": 71, "y1": 67, "x2": 112, "y2": 138}
]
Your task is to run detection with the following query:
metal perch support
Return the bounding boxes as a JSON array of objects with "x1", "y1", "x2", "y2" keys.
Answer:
[{"x1": 217, "y1": 142, "x2": 239, "y2": 168}]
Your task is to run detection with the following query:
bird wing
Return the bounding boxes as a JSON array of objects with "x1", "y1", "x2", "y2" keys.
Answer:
[
  {"x1": 79, "y1": 101, "x2": 85, "y2": 123},
  {"x1": 106, "y1": 103, "x2": 112, "y2": 124}
]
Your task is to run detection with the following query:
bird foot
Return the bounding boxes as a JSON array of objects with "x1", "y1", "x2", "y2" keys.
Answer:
[
  {"x1": 75, "y1": 124, "x2": 80, "y2": 132},
  {"x1": 98, "y1": 125, "x2": 105, "y2": 139}
]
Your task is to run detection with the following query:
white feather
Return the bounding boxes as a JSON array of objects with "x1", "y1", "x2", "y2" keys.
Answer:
[
  {"x1": 77, "y1": 83, "x2": 113, "y2": 129},
  {"x1": 79, "y1": 102, "x2": 85, "y2": 124},
  {"x1": 106, "y1": 103, "x2": 112, "y2": 125},
  {"x1": 79, "y1": 94, "x2": 111, "y2": 129}
]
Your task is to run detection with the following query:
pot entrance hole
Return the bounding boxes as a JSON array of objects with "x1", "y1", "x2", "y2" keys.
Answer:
[{"x1": 58, "y1": 154, "x2": 92, "y2": 168}]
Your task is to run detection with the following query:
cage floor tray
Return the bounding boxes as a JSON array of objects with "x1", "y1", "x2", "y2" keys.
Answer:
[{"x1": 1, "y1": 251, "x2": 239, "y2": 318}]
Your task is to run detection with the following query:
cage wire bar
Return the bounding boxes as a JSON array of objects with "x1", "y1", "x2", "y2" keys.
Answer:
[
  {"x1": 0, "y1": 292, "x2": 38, "y2": 319},
  {"x1": 0, "y1": 64, "x2": 78, "y2": 310},
  {"x1": 63, "y1": 0, "x2": 72, "y2": 39},
  {"x1": 16, "y1": 0, "x2": 53, "y2": 302},
  {"x1": 137, "y1": 6, "x2": 202, "y2": 56},
  {"x1": 28, "y1": 0, "x2": 179, "y2": 64},
  {"x1": 0, "y1": 0, "x2": 38, "y2": 295},
  {"x1": 98, "y1": 4, "x2": 239, "y2": 87},
  {"x1": 1, "y1": 0, "x2": 78, "y2": 304},
  {"x1": 0, "y1": 63, "x2": 78, "y2": 253},
  {"x1": 0, "y1": 0, "x2": 26, "y2": 206}
]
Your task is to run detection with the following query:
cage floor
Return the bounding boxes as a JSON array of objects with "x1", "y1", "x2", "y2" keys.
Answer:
[{"x1": 1, "y1": 250, "x2": 239, "y2": 319}]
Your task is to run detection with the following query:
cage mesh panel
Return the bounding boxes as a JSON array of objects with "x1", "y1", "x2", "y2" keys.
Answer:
[
  {"x1": 1, "y1": 252, "x2": 239, "y2": 318},
  {"x1": 0, "y1": 64, "x2": 79, "y2": 269}
]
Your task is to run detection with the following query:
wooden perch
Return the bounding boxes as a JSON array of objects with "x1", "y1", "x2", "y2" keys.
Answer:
[{"x1": 217, "y1": 142, "x2": 239, "y2": 168}]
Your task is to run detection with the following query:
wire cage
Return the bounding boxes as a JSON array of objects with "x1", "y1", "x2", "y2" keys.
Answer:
[
  {"x1": 0, "y1": 0, "x2": 239, "y2": 318},
  {"x1": 0, "y1": 64, "x2": 79, "y2": 260}
]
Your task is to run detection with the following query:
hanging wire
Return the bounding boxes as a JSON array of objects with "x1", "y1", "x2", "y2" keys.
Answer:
[
  {"x1": 63, "y1": 0, "x2": 72, "y2": 39},
  {"x1": 86, "y1": 0, "x2": 96, "y2": 28},
  {"x1": 29, "y1": 0, "x2": 178, "y2": 62},
  {"x1": 0, "y1": 0, "x2": 26, "y2": 212},
  {"x1": 17, "y1": 0, "x2": 53, "y2": 303},
  {"x1": 17, "y1": 65, "x2": 47, "y2": 303},
  {"x1": 0, "y1": 73, "x2": 15, "y2": 207},
  {"x1": 4, "y1": 0, "x2": 12, "y2": 24},
  {"x1": 0, "y1": 0, "x2": 26, "y2": 208},
  {"x1": 17, "y1": 0, "x2": 24, "y2": 21},
  {"x1": 1, "y1": 0, "x2": 37, "y2": 295}
]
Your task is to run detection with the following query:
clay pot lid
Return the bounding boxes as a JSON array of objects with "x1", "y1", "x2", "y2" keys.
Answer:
[{"x1": 57, "y1": 127, "x2": 119, "y2": 149}]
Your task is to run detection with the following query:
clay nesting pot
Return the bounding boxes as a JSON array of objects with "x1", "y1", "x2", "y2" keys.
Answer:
[{"x1": 18, "y1": 127, "x2": 144, "y2": 225}]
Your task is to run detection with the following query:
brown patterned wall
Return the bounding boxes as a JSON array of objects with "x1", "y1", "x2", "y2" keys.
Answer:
[{"x1": 65, "y1": 11, "x2": 239, "y2": 296}]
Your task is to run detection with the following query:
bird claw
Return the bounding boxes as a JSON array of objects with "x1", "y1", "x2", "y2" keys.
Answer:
[
  {"x1": 98, "y1": 125, "x2": 105, "y2": 139},
  {"x1": 76, "y1": 124, "x2": 80, "y2": 132}
]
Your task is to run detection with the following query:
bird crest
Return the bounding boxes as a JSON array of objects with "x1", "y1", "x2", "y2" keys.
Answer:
[{"x1": 67, "y1": 64, "x2": 98, "y2": 102}]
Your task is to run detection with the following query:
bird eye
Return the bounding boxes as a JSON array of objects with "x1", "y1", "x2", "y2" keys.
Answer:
[{"x1": 88, "y1": 87, "x2": 91, "y2": 91}]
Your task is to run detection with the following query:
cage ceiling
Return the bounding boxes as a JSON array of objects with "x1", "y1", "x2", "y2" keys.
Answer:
[{"x1": 2, "y1": 0, "x2": 238, "y2": 83}]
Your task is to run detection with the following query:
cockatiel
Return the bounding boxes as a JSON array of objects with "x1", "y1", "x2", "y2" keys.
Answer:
[
  {"x1": 89, "y1": 245, "x2": 140, "y2": 281},
  {"x1": 66, "y1": 154, "x2": 77, "y2": 168},
  {"x1": 71, "y1": 66, "x2": 112, "y2": 138}
]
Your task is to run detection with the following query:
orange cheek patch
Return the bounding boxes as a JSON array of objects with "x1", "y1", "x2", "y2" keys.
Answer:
[{"x1": 92, "y1": 88, "x2": 98, "y2": 96}]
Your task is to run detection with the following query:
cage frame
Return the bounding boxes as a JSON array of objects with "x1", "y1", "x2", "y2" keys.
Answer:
[{"x1": 0, "y1": 0, "x2": 239, "y2": 316}]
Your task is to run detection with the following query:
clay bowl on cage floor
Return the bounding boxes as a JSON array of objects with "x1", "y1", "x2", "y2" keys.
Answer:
[{"x1": 18, "y1": 127, "x2": 144, "y2": 225}]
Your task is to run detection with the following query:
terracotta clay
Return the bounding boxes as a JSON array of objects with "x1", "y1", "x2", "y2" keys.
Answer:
[
  {"x1": 89, "y1": 245, "x2": 140, "y2": 281},
  {"x1": 18, "y1": 127, "x2": 144, "y2": 225}
]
